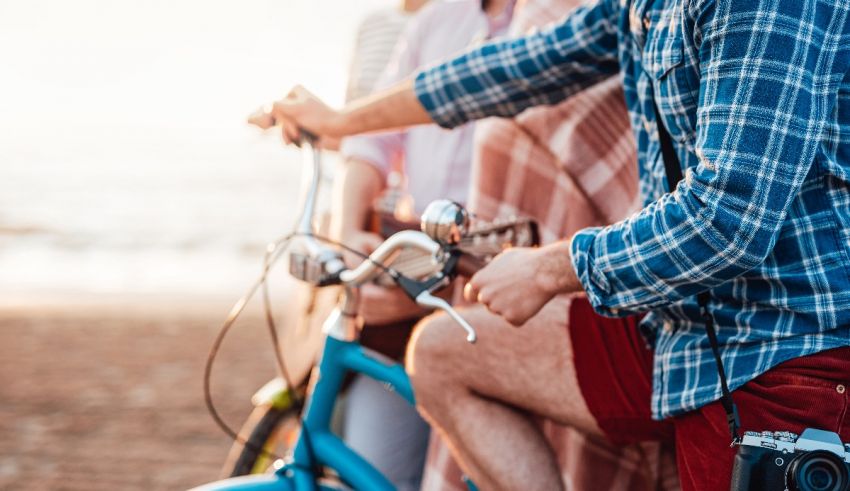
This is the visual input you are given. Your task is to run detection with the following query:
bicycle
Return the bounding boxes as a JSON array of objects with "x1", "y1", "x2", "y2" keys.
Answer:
[{"x1": 193, "y1": 136, "x2": 538, "y2": 490}]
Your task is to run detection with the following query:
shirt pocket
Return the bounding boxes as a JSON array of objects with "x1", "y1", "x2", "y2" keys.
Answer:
[{"x1": 644, "y1": 31, "x2": 698, "y2": 145}]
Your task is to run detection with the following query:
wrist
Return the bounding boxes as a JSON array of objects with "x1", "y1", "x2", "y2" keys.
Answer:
[
  {"x1": 537, "y1": 241, "x2": 580, "y2": 296},
  {"x1": 327, "y1": 111, "x2": 350, "y2": 137}
]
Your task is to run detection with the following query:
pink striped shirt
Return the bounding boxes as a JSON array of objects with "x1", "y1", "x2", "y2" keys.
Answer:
[{"x1": 340, "y1": 0, "x2": 512, "y2": 213}]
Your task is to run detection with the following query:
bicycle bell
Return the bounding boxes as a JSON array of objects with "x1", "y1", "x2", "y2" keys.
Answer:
[{"x1": 421, "y1": 199, "x2": 470, "y2": 245}]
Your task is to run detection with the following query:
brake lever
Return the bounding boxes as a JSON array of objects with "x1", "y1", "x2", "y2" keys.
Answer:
[
  {"x1": 392, "y1": 252, "x2": 477, "y2": 343},
  {"x1": 414, "y1": 291, "x2": 477, "y2": 343}
]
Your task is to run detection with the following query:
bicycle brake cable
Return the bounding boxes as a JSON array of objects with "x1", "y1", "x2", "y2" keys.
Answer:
[
  {"x1": 203, "y1": 233, "x2": 295, "y2": 462},
  {"x1": 203, "y1": 232, "x2": 405, "y2": 465}
]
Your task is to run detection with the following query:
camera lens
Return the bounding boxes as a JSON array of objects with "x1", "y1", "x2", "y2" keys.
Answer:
[{"x1": 786, "y1": 450, "x2": 849, "y2": 491}]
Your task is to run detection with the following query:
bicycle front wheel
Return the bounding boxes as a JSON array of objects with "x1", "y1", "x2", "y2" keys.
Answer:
[{"x1": 221, "y1": 402, "x2": 302, "y2": 477}]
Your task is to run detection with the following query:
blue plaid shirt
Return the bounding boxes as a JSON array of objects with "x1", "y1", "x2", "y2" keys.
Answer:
[{"x1": 415, "y1": 0, "x2": 850, "y2": 419}]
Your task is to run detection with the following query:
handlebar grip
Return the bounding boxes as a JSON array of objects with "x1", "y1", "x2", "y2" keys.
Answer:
[{"x1": 456, "y1": 254, "x2": 487, "y2": 277}]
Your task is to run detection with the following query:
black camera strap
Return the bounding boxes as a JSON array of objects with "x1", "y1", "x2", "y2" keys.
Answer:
[{"x1": 651, "y1": 100, "x2": 741, "y2": 444}]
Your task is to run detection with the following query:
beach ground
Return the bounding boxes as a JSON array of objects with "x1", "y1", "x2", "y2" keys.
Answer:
[{"x1": 0, "y1": 296, "x2": 288, "y2": 491}]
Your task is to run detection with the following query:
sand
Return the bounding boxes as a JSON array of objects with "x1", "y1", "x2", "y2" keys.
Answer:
[{"x1": 0, "y1": 294, "x2": 293, "y2": 490}]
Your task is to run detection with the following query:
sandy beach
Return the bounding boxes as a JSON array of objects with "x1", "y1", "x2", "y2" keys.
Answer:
[
  {"x1": 0, "y1": 295, "x2": 289, "y2": 490},
  {"x1": 0, "y1": 1, "x2": 398, "y2": 489}
]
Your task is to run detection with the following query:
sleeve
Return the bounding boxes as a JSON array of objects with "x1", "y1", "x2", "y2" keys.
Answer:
[
  {"x1": 570, "y1": 0, "x2": 847, "y2": 315},
  {"x1": 345, "y1": 15, "x2": 371, "y2": 103},
  {"x1": 341, "y1": 11, "x2": 425, "y2": 175},
  {"x1": 413, "y1": 0, "x2": 621, "y2": 128}
]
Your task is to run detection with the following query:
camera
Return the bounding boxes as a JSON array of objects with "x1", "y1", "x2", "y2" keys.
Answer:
[{"x1": 730, "y1": 428, "x2": 850, "y2": 490}]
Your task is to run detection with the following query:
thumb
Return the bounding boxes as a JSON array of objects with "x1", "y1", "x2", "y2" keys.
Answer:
[
  {"x1": 247, "y1": 106, "x2": 276, "y2": 129},
  {"x1": 271, "y1": 99, "x2": 296, "y2": 122},
  {"x1": 271, "y1": 85, "x2": 309, "y2": 118}
]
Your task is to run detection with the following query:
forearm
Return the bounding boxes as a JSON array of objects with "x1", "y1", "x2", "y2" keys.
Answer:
[
  {"x1": 260, "y1": 1, "x2": 619, "y2": 143},
  {"x1": 570, "y1": 181, "x2": 789, "y2": 316},
  {"x1": 259, "y1": 81, "x2": 432, "y2": 145},
  {"x1": 342, "y1": 1, "x2": 620, "y2": 135},
  {"x1": 330, "y1": 158, "x2": 385, "y2": 240},
  {"x1": 415, "y1": 0, "x2": 620, "y2": 129},
  {"x1": 336, "y1": 79, "x2": 432, "y2": 136}
]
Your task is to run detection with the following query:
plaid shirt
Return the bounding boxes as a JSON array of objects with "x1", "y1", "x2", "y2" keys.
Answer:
[
  {"x1": 422, "y1": 2, "x2": 683, "y2": 489},
  {"x1": 415, "y1": 0, "x2": 850, "y2": 419}
]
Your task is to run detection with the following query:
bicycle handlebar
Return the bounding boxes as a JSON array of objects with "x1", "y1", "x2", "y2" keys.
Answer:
[
  {"x1": 338, "y1": 230, "x2": 440, "y2": 285},
  {"x1": 336, "y1": 230, "x2": 477, "y2": 343},
  {"x1": 289, "y1": 138, "x2": 477, "y2": 343}
]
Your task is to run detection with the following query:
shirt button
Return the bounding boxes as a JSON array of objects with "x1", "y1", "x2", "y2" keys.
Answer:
[
  {"x1": 838, "y1": 384, "x2": 846, "y2": 394},
  {"x1": 643, "y1": 15, "x2": 651, "y2": 30}
]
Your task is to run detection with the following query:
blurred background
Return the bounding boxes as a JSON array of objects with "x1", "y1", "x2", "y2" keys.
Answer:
[{"x1": 0, "y1": 1, "x2": 393, "y2": 488}]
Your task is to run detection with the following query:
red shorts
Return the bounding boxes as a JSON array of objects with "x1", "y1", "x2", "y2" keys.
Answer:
[{"x1": 568, "y1": 297, "x2": 850, "y2": 491}]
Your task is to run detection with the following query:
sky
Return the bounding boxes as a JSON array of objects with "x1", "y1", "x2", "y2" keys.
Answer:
[
  {"x1": 0, "y1": 0, "x2": 393, "y2": 132},
  {"x1": 0, "y1": 0, "x2": 397, "y2": 301}
]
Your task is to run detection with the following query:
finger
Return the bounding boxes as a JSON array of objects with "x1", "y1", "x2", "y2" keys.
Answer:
[
  {"x1": 282, "y1": 121, "x2": 300, "y2": 145},
  {"x1": 463, "y1": 282, "x2": 479, "y2": 303},
  {"x1": 478, "y1": 290, "x2": 491, "y2": 306},
  {"x1": 247, "y1": 104, "x2": 276, "y2": 128},
  {"x1": 483, "y1": 298, "x2": 502, "y2": 317},
  {"x1": 271, "y1": 99, "x2": 294, "y2": 119},
  {"x1": 288, "y1": 84, "x2": 307, "y2": 100},
  {"x1": 503, "y1": 310, "x2": 525, "y2": 327}
]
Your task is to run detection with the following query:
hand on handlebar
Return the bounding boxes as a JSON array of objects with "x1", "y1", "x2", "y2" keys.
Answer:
[
  {"x1": 464, "y1": 242, "x2": 581, "y2": 327},
  {"x1": 247, "y1": 85, "x2": 345, "y2": 147}
]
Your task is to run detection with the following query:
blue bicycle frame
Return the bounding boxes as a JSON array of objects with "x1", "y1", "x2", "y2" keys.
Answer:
[
  {"x1": 193, "y1": 139, "x2": 479, "y2": 491},
  {"x1": 193, "y1": 298, "x2": 437, "y2": 491}
]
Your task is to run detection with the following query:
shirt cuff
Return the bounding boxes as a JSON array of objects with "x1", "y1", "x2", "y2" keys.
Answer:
[
  {"x1": 570, "y1": 227, "x2": 622, "y2": 317},
  {"x1": 413, "y1": 68, "x2": 469, "y2": 129}
]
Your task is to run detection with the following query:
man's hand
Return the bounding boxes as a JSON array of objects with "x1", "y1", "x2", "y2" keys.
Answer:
[
  {"x1": 248, "y1": 85, "x2": 345, "y2": 146},
  {"x1": 464, "y1": 241, "x2": 581, "y2": 326},
  {"x1": 248, "y1": 79, "x2": 432, "y2": 146}
]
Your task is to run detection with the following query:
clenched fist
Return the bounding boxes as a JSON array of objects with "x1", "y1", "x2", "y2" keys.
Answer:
[{"x1": 464, "y1": 241, "x2": 581, "y2": 326}]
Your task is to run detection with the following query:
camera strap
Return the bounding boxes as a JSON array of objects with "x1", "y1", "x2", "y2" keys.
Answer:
[{"x1": 651, "y1": 99, "x2": 741, "y2": 444}]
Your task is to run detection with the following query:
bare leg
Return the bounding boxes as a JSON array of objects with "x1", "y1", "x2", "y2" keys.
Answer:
[{"x1": 406, "y1": 297, "x2": 602, "y2": 491}]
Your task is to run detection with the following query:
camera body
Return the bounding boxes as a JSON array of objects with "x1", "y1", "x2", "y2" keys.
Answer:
[{"x1": 730, "y1": 428, "x2": 850, "y2": 491}]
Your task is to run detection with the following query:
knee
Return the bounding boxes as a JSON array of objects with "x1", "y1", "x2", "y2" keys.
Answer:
[{"x1": 405, "y1": 312, "x2": 461, "y2": 406}]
